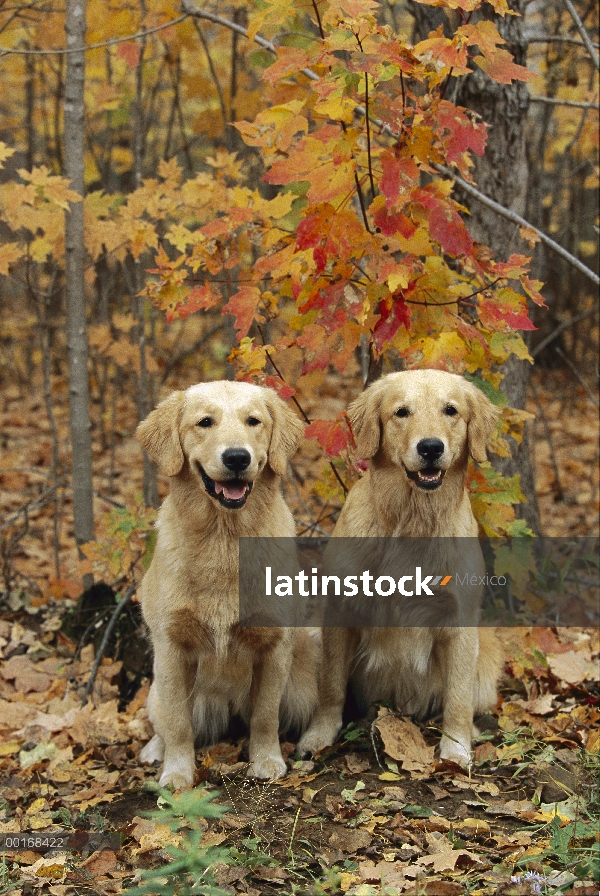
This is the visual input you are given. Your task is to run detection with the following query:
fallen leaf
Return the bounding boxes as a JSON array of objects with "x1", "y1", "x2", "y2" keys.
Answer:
[
  {"x1": 328, "y1": 826, "x2": 372, "y2": 853},
  {"x1": 80, "y1": 849, "x2": 118, "y2": 876},
  {"x1": 375, "y1": 715, "x2": 435, "y2": 771},
  {"x1": 547, "y1": 651, "x2": 596, "y2": 684},
  {"x1": 345, "y1": 752, "x2": 371, "y2": 774}
]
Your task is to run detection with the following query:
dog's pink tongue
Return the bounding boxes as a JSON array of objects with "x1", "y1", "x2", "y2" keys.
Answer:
[{"x1": 215, "y1": 481, "x2": 247, "y2": 500}]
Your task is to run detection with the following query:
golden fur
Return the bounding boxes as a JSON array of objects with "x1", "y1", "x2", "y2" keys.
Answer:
[
  {"x1": 298, "y1": 370, "x2": 504, "y2": 767},
  {"x1": 137, "y1": 381, "x2": 319, "y2": 787}
]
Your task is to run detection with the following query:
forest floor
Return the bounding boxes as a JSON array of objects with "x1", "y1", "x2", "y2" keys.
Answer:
[{"x1": 0, "y1": 363, "x2": 598, "y2": 896}]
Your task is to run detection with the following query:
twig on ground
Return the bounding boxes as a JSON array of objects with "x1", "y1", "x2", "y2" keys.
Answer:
[
  {"x1": 82, "y1": 583, "x2": 137, "y2": 704},
  {"x1": 0, "y1": 482, "x2": 66, "y2": 532},
  {"x1": 370, "y1": 715, "x2": 386, "y2": 769},
  {"x1": 95, "y1": 491, "x2": 126, "y2": 509}
]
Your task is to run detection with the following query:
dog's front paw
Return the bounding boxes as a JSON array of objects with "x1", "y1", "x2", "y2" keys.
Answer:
[
  {"x1": 247, "y1": 753, "x2": 287, "y2": 781},
  {"x1": 439, "y1": 735, "x2": 471, "y2": 768},
  {"x1": 159, "y1": 753, "x2": 195, "y2": 789},
  {"x1": 297, "y1": 717, "x2": 341, "y2": 756},
  {"x1": 140, "y1": 734, "x2": 165, "y2": 764}
]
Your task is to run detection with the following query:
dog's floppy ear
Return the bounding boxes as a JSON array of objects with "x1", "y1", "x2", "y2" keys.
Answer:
[
  {"x1": 347, "y1": 381, "x2": 385, "y2": 459},
  {"x1": 265, "y1": 391, "x2": 305, "y2": 476},
  {"x1": 136, "y1": 391, "x2": 186, "y2": 476},
  {"x1": 464, "y1": 383, "x2": 501, "y2": 463}
]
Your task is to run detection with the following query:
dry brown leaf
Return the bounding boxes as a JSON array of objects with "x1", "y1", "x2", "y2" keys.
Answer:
[
  {"x1": 1, "y1": 655, "x2": 53, "y2": 693},
  {"x1": 328, "y1": 826, "x2": 372, "y2": 853},
  {"x1": 547, "y1": 650, "x2": 596, "y2": 684},
  {"x1": 416, "y1": 832, "x2": 485, "y2": 872},
  {"x1": 358, "y1": 859, "x2": 409, "y2": 886},
  {"x1": 80, "y1": 849, "x2": 118, "y2": 876},
  {"x1": 375, "y1": 714, "x2": 435, "y2": 771},
  {"x1": 344, "y1": 752, "x2": 370, "y2": 774}
]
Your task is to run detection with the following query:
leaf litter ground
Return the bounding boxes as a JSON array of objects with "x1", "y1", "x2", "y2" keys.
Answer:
[{"x1": 0, "y1": 366, "x2": 598, "y2": 895}]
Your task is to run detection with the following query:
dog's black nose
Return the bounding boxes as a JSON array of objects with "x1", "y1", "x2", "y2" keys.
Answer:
[
  {"x1": 416, "y1": 438, "x2": 445, "y2": 462},
  {"x1": 222, "y1": 448, "x2": 251, "y2": 472}
]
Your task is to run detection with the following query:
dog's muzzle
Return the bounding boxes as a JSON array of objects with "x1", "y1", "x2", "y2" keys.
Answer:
[
  {"x1": 404, "y1": 465, "x2": 446, "y2": 491},
  {"x1": 198, "y1": 464, "x2": 254, "y2": 509}
]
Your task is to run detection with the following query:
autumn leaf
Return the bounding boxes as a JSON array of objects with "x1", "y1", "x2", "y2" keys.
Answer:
[
  {"x1": 116, "y1": 41, "x2": 142, "y2": 68},
  {"x1": 305, "y1": 416, "x2": 353, "y2": 456},
  {"x1": 223, "y1": 286, "x2": 263, "y2": 338}
]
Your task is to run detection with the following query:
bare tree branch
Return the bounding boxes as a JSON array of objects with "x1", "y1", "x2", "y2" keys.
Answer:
[
  {"x1": 555, "y1": 346, "x2": 600, "y2": 408},
  {"x1": 562, "y1": 0, "x2": 600, "y2": 70},
  {"x1": 180, "y1": 0, "x2": 319, "y2": 81},
  {"x1": 0, "y1": 14, "x2": 188, "y2": 55},
  {"x1": 435, "y1": 164, "x2": 600, "y2": 287},
  {"x1": 526, "y1": 33, "x2": 600, "y2": 48},
  {"x1": 532, "y1": 307, "x2": 599, "y2": 356},
  {"x1": 529, "y1": 95, "x2": 599, "y2": 109},
  {"x1": 82, "y1": 583, "x2": 137, "y2": 703}
]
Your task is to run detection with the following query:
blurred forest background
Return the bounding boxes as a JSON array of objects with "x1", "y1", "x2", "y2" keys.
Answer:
[{"x1": 0, "y1": 0, "x2": 598, "y2": 605}]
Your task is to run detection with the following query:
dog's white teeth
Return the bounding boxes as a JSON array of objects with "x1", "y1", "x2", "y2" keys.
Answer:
[
  {"x1": 418, "y1": 470, "x2": 442, "y2": 481},
  {"x1": 217, "y1": 482, "x2": 248, "y2": 500}
]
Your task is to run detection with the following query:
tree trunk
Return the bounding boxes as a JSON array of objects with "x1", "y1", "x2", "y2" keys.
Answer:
[
  {"x1": 411, "y1": 0, "x2": 541, "y2": 534},
  {"x1": 64, "y1": 0, "x2": 94, "y2": 551}
]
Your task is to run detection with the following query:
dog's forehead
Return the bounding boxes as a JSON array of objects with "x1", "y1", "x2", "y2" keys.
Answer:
[
  {"x1": 184, "y1": 380, "x2": 266, "y2": 413},
  {"x1": 381, "y1": 370, "x2": 467, "y2": 409}
]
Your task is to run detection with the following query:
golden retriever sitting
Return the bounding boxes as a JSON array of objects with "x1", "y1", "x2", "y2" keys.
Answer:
[
  {"x1": 298, "y1": 370, "x2": 504, "y2": 767},
  {"x1": 137, "y1": 381, "x2": 318, "y2": 788}
]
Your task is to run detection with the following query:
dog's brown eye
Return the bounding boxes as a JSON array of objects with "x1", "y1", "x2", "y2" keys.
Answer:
[
  {"x1": 395, "y1": 407, "x2": 409, "y2": 418},
  {"x1": 197, "y1": 417, "x2": 213, "y2": 428},
  {"x1": 247, "y1": 417, "x2": 261, "y2": 427},
  {"x1": 444, "y1": 406, "x2": 458, "y2": 417}
]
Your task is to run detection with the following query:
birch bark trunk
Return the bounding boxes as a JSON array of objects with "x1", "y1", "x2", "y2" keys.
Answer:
[{"x1": 64, "y1": 0, "x2": 94, "y2": 550}]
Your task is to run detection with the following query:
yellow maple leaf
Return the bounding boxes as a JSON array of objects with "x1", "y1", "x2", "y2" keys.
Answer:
[
  {"x1": 0, "y1": 142, "x2": 16, "y2": 168},
  {"x1": 0, "y1": 242, "x2": 22, "y2": 275}
]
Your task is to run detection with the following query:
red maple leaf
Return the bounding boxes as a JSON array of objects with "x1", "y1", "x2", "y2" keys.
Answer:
[
  {"x1": 117, "y1": 41, "x2": 142, "y2": 68},
  {"x1": 305, "y1": 418, "x2": 352, "y2": 457},
  {"x1": 223, "y1": 286, "x2": 262, "y2": 337},
  {"x1": 435, "y1": 101, "x2": 487, "y2": 164},
  {"x1": 263, "y1": 375, "x2": 296, "y2": 400},
  {"x1": 372, "y1": 295, "x2": 411, "y2": 352}
]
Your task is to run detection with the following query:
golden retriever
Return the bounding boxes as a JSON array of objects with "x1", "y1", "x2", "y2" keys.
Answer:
[
  {"x1": 137, "y1": 381, "x2": 318, "y2": 787},
  {"x1": 298, "y1": 369, "x2": 504, "y2": 767}
]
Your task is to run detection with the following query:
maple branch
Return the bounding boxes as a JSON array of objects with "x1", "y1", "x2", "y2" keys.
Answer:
[
  {"x1": 0, "y1": 14, "x2": 189, "y2": 55},
  {"x1": 191, "y1": 19, "x2": 228, "y2": 134},
  {"x1": 405, "y1": 277, "x2": 504, "y2": 306},
  {"x1": 562, "y1": 0, "x2": 600, "y2": 71},
  {"x1": 434, "y1": 164, "x2": 600, "y2": 287},
  {"x1": 364, "y1": 73, "x2": 376, "y2": 200},
  {"x1": 262, "y1": 341, "x2": 349, "y2": 495},
  {"x1": 182, "y1": 0, "x2": 599, "y2": 290},
  {"x1": 529, "y1": 96, "x2": 599, "y2": 110},
  {"x1": 311, "y1": 0, "x2": 325, "y2": 40},
  {"x1": 353, "y1": 31, "x2": 376, "y2": 201},
  {"x1": 263, "y1": 346, "x2": 310, "y2": 424}
]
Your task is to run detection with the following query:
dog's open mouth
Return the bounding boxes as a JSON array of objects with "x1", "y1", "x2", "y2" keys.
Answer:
[
  {"x1": 405, "y1": 466, "x2": 446, "y2": 491},
  {"x1": 198, "y1": 465, "x2": 253, "y2": 509}
]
